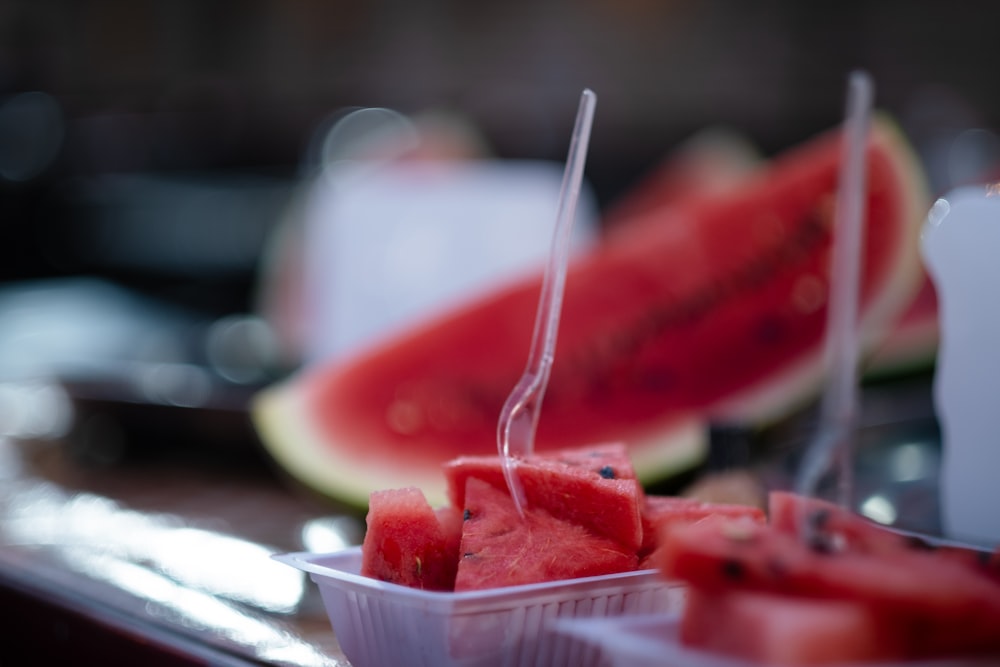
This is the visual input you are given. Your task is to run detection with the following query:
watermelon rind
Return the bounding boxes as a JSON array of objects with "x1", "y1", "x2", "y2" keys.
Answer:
[
  {"x1": 254, "y1": 379, "x2": 449, "y2": 507},
  {"x1": 252, "y1": 380, "x2": 705, "y2": 508}
]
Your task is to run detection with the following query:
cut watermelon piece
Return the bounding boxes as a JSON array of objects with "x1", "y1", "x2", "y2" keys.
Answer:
[
  {"x1": 453, "y1": 477, "x2": 638, "y2": 591},
  {"x1": 360, "y1": 487, "x2": 458, "y2": 590},
  {"x1": 767, "y1": 490, "x2": 909, "y2": 554},
  {"x1": 435, "y1": 504, "x2": 464, "y2": 570},
  {"x1": 533, "y1": 440, "x2": 638, "y2": 479},
  {"x1": 657, "y1": 515, "x2": 1000, "y2": 657},
  {"x1": 358, "y1": 443, "x2": 792, "y2": 592},
  {"x1": 681, "y1": 587, "x2": 901, "y2": 665},
  {"x1": 252, "y1": 116, "x2": 928, "y2": 507},
  {"x1": 638, "y1": 495, "x2": 765, "y2": 561},
  {"x1": 443, "y1": 443, "x2": 644, "y2": 551},
  {"x1": 769, "y1": 490, "x2": 1000, "y2": 577}
]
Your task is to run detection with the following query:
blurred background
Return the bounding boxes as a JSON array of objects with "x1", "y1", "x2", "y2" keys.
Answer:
[
  {"x1": 2, "y1": 0, "x2": 1000, "y2": 463},
  {"x1": 4, "y1": 2, "x2": 1000, "y2": 662},
  {"x1": 5, "y1": 1, "x2": 1000, "y2": 276}
]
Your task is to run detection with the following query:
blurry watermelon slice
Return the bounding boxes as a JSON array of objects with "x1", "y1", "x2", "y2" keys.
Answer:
[
  {"x1": 638, "y1": 495, "x2": 765, "y2": 563},
  {"x1": 680, "y1": 587, "x2": 900, "y2": 664},
  {"x1": 252, "y1": 116, "x2": 929, "y2": 507},
  {"x1": 657, "y1": 513, "x2": 1000, "y2": 659}
]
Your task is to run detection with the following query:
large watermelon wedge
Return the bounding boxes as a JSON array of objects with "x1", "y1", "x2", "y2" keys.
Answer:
[{"x1": 252, "y1": 116, "x2": 929, "y2": 507}]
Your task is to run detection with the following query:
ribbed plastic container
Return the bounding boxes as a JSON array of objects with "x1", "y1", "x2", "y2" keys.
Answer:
[
  {"x1": 275, "y1": 547, "x2": 684, "y2": 667},
  {"x1": 552, "y1": 613, "x2": 999, "y2": 667}
]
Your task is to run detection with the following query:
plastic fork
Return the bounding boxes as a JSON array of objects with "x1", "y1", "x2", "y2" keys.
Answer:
[
  {"x1": 499, "y1": 89, "x2": 597, "y2": 516},
  {"x1": 796, "y1": 71, "x2": 874, "y2": 512}
]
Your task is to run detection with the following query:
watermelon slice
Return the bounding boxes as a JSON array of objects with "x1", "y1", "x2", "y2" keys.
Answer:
[
  {"x1": 443, "y1": 442, "x2": 644, "y2": 551},
  {"x1": 657, "y1": 514, "x2": 1000, "y2": 659},
  {"x1": 767, "y1": 489, "x2": 911, "y2": 554},
  {"x1": 252, "y1": 117, "x2": 928, "y2": 507},
  {"x1": 680, "y1": 587, "x2": 901, "y2": 665},
  {"x1": 638, "y1": 495, "x2": 765, "y2": 563},
  {"x1": 359, "y1": 443, "x2": 800, "y2": 592},
  {"x1": 361, "y1": 486, "x2": 459, "y2": 590},
  {"x1": 769, "y1": 490, "x2": 1000, "y2": 577},
  {"x1": 454, "y1": 477, "x2": 638, "y2": 591}
]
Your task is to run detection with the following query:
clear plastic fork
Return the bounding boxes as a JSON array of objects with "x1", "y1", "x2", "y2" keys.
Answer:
[
  {"x1": 796, "y1": 71, "x2": 874, "y2": 516},
  {"x1": 499, "y1": 89, "x2": 597, "y2": 517}
]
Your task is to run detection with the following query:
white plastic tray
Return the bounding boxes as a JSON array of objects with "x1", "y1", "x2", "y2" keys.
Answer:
[{"x1": 275, "y1": 547, "x2": 683, "y2": 667}]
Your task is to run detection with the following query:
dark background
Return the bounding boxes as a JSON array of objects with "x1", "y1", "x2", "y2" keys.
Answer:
[{"x1": 2, "y1": 0, "x2": 998, "y2": 319}]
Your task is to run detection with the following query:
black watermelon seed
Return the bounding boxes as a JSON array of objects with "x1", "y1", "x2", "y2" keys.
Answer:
[
  {"x1": 721, "y1": 559, "x2": 745, "y2": 581},
  {"x1": 463, "y1": 509, "x2": 471, "y2": 521},
  {"x1": 808, "y1": 534, "x2": 835, "y2": 555},
  {"x1": 599, "y1": 465, "x2": 616, "y2": 479},
  {"x1": 809, "y1": 509, "x2": 831, "y2": 531}
]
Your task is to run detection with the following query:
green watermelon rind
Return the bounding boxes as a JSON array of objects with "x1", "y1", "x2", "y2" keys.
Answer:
[
  {"x1": 254, "y1": 380, "x2": 449, "y2": 507},
  {"x1": 252, "y1": 381, "x2": 706, "y2": 508}
]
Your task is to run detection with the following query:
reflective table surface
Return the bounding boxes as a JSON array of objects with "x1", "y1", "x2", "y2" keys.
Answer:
[
  {"x1": 0, "y1": 370, "x2": 950, "y2": 666},
  {"x1": 0, "y1": 428, "x2": 361, "y2": 666}
]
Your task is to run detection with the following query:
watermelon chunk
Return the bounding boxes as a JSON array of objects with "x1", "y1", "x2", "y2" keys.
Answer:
[
  {"x1": 638, "y1": 495, "x2": 765, "y2": 563},
  {"x1": 680, "y1": 587, "x2": 901, "y2": 665},
  {"x1": 361, "y1": 487, "x2": 458, "y2": 590},
  {"x1": 767, "y1": 490, "x2": 909, "y2": 554},
  {"x1": 454, "y1": 477, "x2": 638, "y2": 591},
  {"x1": 443, "y1": 443, "x2": 644, "y2": 551},
  {"x1": 435, "y1": 504, "x2": 464, "y2": 568},
  {"x1": 657, "y1": 515, "x2": 1000, "y2": 658},
  {"x1": 252, "y1": 117, "x2": 928, "y2": 507},
  {"x1": 769, "y1": 490, "x2": 1000, "y2": 578}
]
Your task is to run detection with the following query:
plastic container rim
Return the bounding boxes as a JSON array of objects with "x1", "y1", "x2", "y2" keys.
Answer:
[{"x1": 274, "y1": 546, "x2": 672, "y2": 613}]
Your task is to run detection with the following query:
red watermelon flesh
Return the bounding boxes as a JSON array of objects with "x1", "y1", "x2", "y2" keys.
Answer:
[
  {"x1": 252, "y1": 117, "x2": 927, "y2": 507},
  {"x1": 638, "y1": 495, "x2": 765, "y2": 562},
  {"x1": 769, "y1": 490, "x2": 1000, "y2": 577},
  {"x1": 435, "y1": 504, "x2": 464, "y2": 569},
  {"x1": 443, "y1": 442, "x2": 644, "y2": 552},
  {"x1": 453, "y1": 477, "x2": 638, "y2": 591},
  {"x1": 767, "y1": 490, "x2": 908, "y2": 554},
  {"x1": 361, "y1": 487, "x2": 458, "y2": 590},
  {"x1": 681, "y1": 587, "x2": 900, "y2": 665},
  {"x1": 656, "y1": 515, "x2": 1000, "y2": 658},
  {"x1": 358, "y1": 444, "x2": 810, "y2": 592}
]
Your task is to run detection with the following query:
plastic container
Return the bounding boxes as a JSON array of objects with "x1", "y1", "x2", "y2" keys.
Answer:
[
  {"x1": 275, "y1": 547, "x2": 684, "y2": 667},
  {"x1": 552, "y1": 613, "x2": 998, "y2": 667}
]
